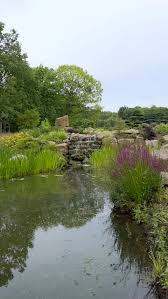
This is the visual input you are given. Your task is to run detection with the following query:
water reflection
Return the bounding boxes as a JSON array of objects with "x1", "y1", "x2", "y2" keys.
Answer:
[
  {"x1": 105, "y1": 212, "x2": 151, "y2": 284},
  {"x1": 0, "y1": 170, "x2": 158, "y2": 299},
  {"x1": 0, "y1": 171, "x2": 104, "y2": 287}
]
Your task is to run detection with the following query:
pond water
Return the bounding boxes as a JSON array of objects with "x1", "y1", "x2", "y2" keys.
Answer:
[{"x1": 0, "y1": 169, "x2": 158, "y2": 299}]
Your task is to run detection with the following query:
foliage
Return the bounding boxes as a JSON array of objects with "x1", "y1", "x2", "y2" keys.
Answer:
[
  {"x1": 91, "y1": 143, "x2": 168, "y2": 289},
  {"x1": 97, "y1": 111, "x2": 118, "y2": 129},
  {"x1": 150, "y1": 252, "x2": 165, "y2": 280},
  {"x1": 0, "y1": 128, "x2": 67, "y2": 179},
  {"x1": 16, "y1": 110, "x2": 40, "y2": 130},
  {"x1": 43, "y1": 130, "x2": 67, "y2": 143},
  {"x1": 90, "y1": 146, "x2": 117, "y2": 170},
  {"x1": 155, "y1": 123, "x2": 168, "y2": 135},
  {"x1": 33, "y1": 65, "x2": 102, "y2": 127},
  {"x1": 112, "y1": 144, "x2": 164, "y2": 207},
  {"x1": 0, "y1": 23, "x2": 102, "y2": 130},
  {"x1": 0, "y1": 146, "x2": 65, "y2": 179},
  {"x1": 134, "y1": 191, "x2": 168, "y2": 288},
  {"x1": 0, "y1": 132, "x2": 31, "y2": 147},
  {"x1": 114, "y1": 118, "x2": 127, "y2": 132},
  {"x1": 140, "y1": 123, "x2": 156, "y2": 140},
  {"x1": 118, "y1": 106, "x2": 168, "y2": 127},
  {"x1": 118, "y1": 106, "x2": 144, "y2": 127},
  {"x1": 55, "y1": 65, "x2": 102, "y2": 114},
  {"x1": 40, "y1": 118, "x2": 51, "y2": 132},
  {"x1": 0, "y1": 23, "x2": 37, "y2": 130}
]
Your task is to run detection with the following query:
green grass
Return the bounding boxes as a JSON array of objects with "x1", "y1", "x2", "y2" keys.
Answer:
[
  {"x1": 0, "y1": 146, "x2": 65, "y2": 179},
  {"x1": 90, "y1": 145, "x2": 117, "y2": 169}
]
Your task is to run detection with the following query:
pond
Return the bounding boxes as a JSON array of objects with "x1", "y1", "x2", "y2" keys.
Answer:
[{"x1": 0, "y1": 169, "x2": 158, "y2": 299}]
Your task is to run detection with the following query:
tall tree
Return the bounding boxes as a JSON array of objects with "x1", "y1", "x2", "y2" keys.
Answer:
[
  {"x1": 33, "y1": 66, "x2": 62, "y2": 123},
  {"x1": 54, "y1": 65, "x2": 102, "y2": 118},
  {"x1": 0, "y1": 22, "x2": 35, "y2": 130}
]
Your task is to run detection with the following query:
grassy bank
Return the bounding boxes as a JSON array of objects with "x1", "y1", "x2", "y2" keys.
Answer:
[
  {"x1": 0, "y1": 147, "x2": 65, "y2": 179},
  {"x1": 90, "y1": 144, "x2": 168, "y2": 290},
  {"x1": 0, "y1": 129, "x2": 66, "y2": 179}
]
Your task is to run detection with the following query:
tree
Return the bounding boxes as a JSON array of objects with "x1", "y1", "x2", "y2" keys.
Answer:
[
  {"x1": 33, "y1": 65, "x2": 103, "y2": 127},
  {"x1": 0, "y1": 22, "x2": 36, "y2": 131},
  {"x1": 0, "y1": 23, "x2": 103, "y2": 130},
  {"x1": 16, "y1": 110, "x2": 40, "y2": 130},
  {"x1": 114, "y1": 118, "x2": 127, "y2": 132},
  {"x1": 118, "y1": 106, "x2": 168, "y2": 126},
  {"x1": 54, "y1": 65, "x2": 102, "y2": 118},
  {"x1": 97, "y1": 111, "x2": 118, "y2": 129}
]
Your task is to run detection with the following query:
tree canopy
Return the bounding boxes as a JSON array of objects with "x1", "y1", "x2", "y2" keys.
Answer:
[
  {"x1": 118, "y1": 106, "x2": 168, "y2": 127},
  {"x1": 0, "y1": 22, "x2": 102, "y2": 131},
  {"x1": 1, "y1": 22, "x2": 168, "y2": 131}
]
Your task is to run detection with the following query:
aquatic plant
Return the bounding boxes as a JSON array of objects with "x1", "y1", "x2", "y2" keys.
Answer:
[
  {"x1": 112, "y1": 144, "x2": 165, "y2": 206},
  {"x1": 0, "y1": 147, "x2": 65, "y2": 179}
]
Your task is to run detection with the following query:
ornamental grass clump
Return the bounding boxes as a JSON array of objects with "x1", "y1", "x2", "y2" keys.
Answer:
[
  {"x1": 90, "y1": 145, "x2": 118, "y2": 170},
  {"x1": 112, "y1": 144, "x2": 165, "y2": 208},
  {"x1": 0, "y1": 146, "x2": 65, "y2": 179}
]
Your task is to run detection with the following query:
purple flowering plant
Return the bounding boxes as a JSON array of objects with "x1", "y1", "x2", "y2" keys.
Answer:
[{"x1": 112, "y1": 144, "x2": 165, "y2": 206}]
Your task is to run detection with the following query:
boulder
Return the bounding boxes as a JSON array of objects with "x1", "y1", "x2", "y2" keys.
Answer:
[
  {"x1": 55, "y1": 115, "x2": 69, "y2": 128},
  {"x1": 55, "y1": 143, "x2": 69, "y2": 155},
  {"x1": 65, "y1": 127, "x2": 79, "y2": 133},
  {"x1": 118, "y1": 138, "x2": 135, "y2": 145},
  {"x1": 154, "y1": 146, "x2": 168, "y2": 160},
  {"x1": 121, "y1": 129, "x2": 139, "y2": 135},
  {"x1": 47, "y1": 141, "x2": 56, "y2": 146}
]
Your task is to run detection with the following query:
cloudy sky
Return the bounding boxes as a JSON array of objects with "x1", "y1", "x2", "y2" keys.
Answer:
[{"x1": 1, "y1": 0, "x2": 168, "y2": 111}]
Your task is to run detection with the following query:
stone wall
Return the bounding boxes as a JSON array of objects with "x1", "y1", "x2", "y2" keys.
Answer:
[
  {"x1": 68, "y1": 133, "x2": 102, "y2": 163},
  {"x1": 55, "y1": 129, "x2": 145, "y2": 165},
  {"x1": 56, "y1": 133, "x2": 102, "y2": 164}
]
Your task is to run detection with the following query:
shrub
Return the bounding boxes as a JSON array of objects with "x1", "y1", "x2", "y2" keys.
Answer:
[
  {"x1": 27, "y1": 127, "x2": 42, "y2": 138},
  {"x1": 140, "y1": 123, "x2": 156, "y2": 140},
  {"x1": 114, "y1": 118, "x2": 127, "y2": 132},
  {"x1": 0, "y1": 132, "x2": 31, "y2": 147},
  {"x1": 44, "y1": 130, "x2": 67, "y2": 143},
  {"x1": 155, "y1": 123, "x2": 168, "y2": 135},
  {"x1": 40, "y1": 119, "x2": 51, "y2": 133},
  {"x1": 16, "y1": 110, "x2": 40, "y2": 130},
  {"x1": 112, "y1": 144, "x2": 165, "y2": 208}
]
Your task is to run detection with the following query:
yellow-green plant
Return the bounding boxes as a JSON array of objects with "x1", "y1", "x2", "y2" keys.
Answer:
[{"x1": 90, "y1": 146, "x2": 117, "y2": 170}]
